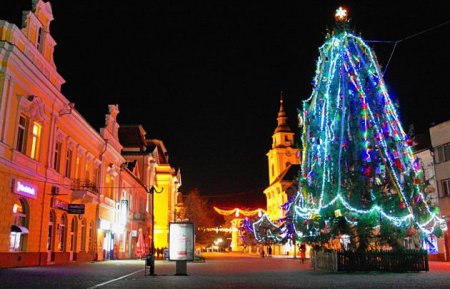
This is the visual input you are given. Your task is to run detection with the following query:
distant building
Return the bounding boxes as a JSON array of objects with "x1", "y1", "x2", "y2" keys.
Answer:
[
  {"x1": 413, "y1": 131, "x2": 444, "y2": 261},
  {"x1": 430, "y1": 120, "x2": 450, "y2": 261},
  {"x1": 263, "y1": 95, "x2": 300, "y2": 255},
  {"x1": 119, "y1": 125, "x2": 182, "y2": 250}
]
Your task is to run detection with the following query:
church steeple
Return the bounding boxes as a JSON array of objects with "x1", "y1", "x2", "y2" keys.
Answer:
[{"x1": 274, "y1": 92, "x2": 292, "y2": 133}]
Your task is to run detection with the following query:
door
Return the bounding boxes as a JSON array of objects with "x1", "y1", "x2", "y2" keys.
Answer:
[
  {"x1": 47, "y1": 210, "x2": 55, "y2": 263},
  {"x1": 69, "y1": 218, "x2": 77, "y2": 261}
]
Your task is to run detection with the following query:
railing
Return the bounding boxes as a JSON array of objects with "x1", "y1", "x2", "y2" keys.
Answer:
[
  {"x1": 312, "y1": 249, "x2": 429, "y2": 272},
  {"x1": 71, "y1": 179, "x2": 98, "y2": 193},
  {"x1": 311, "y1": 250, "x2": 338, "y2": 271}
]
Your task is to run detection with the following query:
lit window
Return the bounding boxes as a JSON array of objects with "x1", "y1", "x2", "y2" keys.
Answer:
[
  {"x1": 75, "y1": 156, "x2": 80, "y2": 179},
  {"x1": 10, "y1": 199, "x2": 28, "y2": 252},
  {"x1": 58, "y1": 214, "x2": 67, "y2": 251},
  {"x1": 16, "y1": 115, "x2": 28, "y2": 153},
  {"x1": 30, "y1": 122, "x2": 41, "y2": 159}
]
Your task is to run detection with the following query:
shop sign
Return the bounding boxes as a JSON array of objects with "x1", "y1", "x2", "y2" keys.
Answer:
[
  {"x1": 13, "y1": 179, "x2": 37, "y2": 199},
  {"x1": 68, "y1": 204, "x2": 85, "y2": 214},
  {"x1": 119, "y1": 200, "x2": 128, "y2": 226},
  {"x1": 169, "y1": 222, "x2": 194, "y2": 261},
  {"x1": 51, "y1": 197, "x2": 68, "y2": 211}
]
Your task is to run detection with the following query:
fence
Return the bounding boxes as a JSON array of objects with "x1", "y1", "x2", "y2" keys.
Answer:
[{"x1": 312, "y1": 249, "x2": 429, "y2": 272}]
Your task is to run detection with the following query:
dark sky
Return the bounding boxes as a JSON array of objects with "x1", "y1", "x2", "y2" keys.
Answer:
[{"x1": 4, "y1": 1, "x2": 450, "y2": 207}]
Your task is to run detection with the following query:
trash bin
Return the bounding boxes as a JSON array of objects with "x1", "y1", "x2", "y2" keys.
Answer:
[
  {"x1": 145, "y1": 255, "x2": 155, "y2": 276},
  {"x1": 146, "y1": 255, "x2": 153, "y2": 266}
]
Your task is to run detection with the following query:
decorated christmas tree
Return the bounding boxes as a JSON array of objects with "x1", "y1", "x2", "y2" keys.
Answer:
[{"x1": 291, "y1": 7, "x2": 445, "y2": 251}]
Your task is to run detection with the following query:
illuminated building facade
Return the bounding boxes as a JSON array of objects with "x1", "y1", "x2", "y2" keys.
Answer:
[
  {"x1": 0, "y1": 1, "x2": 170, "y2": 267},
  {"x1": 118, "y1": 125, "x2": 182, "y2": 250},
  {"x1": 263, "y1": 96, "x2": 300, "y2": 255},
  {"x1": 430, "y1": 121, "x2": 450, "y2": 261}
]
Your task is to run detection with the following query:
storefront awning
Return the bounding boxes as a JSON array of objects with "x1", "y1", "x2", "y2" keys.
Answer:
[{"x1": 11, "y1": 225, "x2": 29, "y2": 234}]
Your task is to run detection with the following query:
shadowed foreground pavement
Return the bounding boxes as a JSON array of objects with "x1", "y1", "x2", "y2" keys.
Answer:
[{"x1": 1, "y1": 252, "x2": 449, "y2": 288}]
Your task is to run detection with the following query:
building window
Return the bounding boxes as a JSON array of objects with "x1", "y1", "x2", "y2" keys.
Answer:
[
  {"x1": 58, "y1": 214, "x2": 67, "y2": 251},
  {"x1": 47, "y1": 210, "x2": 56, "y2": 251},
  {"x1": 53, "y1": 141, "x2": 62, "y2": 171},
  {"x1": 440, "y1": 179, "x2": 450, "y2": 198},
  {"x1": 16, "y1": 115, "x2": 28, "y2": 153},
  {"x1": 70, "y1": 218, "x2": 77, "y2": 252},
  {"x1": 30, "y1": 122, "x2": 41, "y2": 160},
  {"x1": 434, "y1": 143, "x2": 450, "y2": 164},
  {"x1": 36, "y1": 27, "x2": 43, "y2": 51},
  {"x1": 65, "y1": 149, "x2": 73, "y2": 178},
  {"x1": 10, "y1": 198, "x2": 29, "y2": 252},
  {"x1": 88, "y1": 222, "x2": 93, "y2": 252},
  {"x1": 74, "y1": 156, "x2": 81, "y2": 179},
  {"x1": 80, "y1": 219, "x2": 86, "y2": 252}
]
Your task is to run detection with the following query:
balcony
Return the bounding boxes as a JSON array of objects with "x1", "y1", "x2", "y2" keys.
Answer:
[
  {"x1": 71, "y1": 179, "x2": 99, "y2": 203},
  {"x1": 133, "y1": 213, "x2": 146, "y2": 222}
]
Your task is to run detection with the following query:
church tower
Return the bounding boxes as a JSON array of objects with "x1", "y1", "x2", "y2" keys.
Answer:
[{"x1": 264, "y1": 93, "x2": 300, "y2": 223}]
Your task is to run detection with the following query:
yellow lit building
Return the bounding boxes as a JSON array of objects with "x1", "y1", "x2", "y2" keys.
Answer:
[
  {"x1": 263, "y1": 96, "x2": 300, "y2": 255},
  {"x1": 0, "y1": 1, "x2": 159, "y2": 267},
  {"x1": 118, "y1": 126, "x2": 182, "y2": 251}
]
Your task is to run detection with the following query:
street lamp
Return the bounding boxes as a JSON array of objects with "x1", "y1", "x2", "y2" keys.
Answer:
[{"x1": 147, "y1": 185, "x2": 163, "y2": 275}]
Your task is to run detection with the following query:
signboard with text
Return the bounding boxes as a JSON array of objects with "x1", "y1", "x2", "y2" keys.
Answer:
[
  {"x1": 13, "y1": 179, "x2": 37, "y2": 199},
  {"x1": 169, "y1": 222, "x2": 194, "y2": 261},
  {"x1": 68, "y1": 204, "x2": 85, "y2": 214}
]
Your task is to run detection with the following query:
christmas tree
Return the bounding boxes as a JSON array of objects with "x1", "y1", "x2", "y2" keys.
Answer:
[{"x1": 292, "y1": 7, "x2": 445, "y2": 251}]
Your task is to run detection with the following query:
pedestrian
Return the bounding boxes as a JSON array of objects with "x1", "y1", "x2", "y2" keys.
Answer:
[
  {"x1": 260, "y1": 247, "x2": 265, "y2": 258},
  {"x1": 300, "y1": 242, "x2": 306, "y2": 264},
  {"x1": 268, "y1": 246, "x2": 272, "y2": 257}
]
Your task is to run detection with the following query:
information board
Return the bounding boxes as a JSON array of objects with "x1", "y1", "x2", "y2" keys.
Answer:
[{"x1": 169, "y1": 222, "x2": 194, "y2": 261}]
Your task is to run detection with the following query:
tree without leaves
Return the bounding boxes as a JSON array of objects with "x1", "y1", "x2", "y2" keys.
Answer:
[{"x1": 183, "y1": 188, "x2": 223, "y2": 246}]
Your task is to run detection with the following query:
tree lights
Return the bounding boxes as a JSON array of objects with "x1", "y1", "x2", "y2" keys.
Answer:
[{"x1": 250, "y1": 8, "x2": 446, "y2": 251}]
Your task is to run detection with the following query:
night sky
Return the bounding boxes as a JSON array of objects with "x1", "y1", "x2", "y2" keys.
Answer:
[{"x1": 4, "y1": 1, "x2": 450, "y2": 207}]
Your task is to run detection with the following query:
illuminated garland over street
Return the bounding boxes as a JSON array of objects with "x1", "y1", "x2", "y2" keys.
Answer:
[{"x1": 214, "y1": 207, "x2": 265, "y2": 217}]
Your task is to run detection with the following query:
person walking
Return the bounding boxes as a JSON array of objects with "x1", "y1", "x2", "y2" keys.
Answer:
[
  {"x1": 268, "y1": 246, "x2": 272, "y2": 257},
  {"x1": 300, "y1": 242, "x2": 306, "y2": 264}
]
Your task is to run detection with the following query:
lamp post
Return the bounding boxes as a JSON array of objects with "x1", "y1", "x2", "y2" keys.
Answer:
[{"x1": 147, "y1": 185, "x2": 163, "y2": 276}]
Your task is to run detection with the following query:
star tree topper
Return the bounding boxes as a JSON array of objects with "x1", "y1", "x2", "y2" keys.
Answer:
[{"x1": 335, "y1": 6, "x2": 348, "y2": 22}]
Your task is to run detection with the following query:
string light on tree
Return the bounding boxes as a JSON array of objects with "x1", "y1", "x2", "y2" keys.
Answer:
[{"x1": 248, "y1": 6, "x2": 446, "y2": 252}]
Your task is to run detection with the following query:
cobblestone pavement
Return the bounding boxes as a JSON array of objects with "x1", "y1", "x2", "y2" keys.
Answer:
[{"x1": 0, "y1": 253, "x2": 449, "y2": 289}]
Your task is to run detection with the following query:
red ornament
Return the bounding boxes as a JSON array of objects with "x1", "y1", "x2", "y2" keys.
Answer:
[
  {"x1": 395, "y1": 159, "x2": 403, "y2": 170},
  {"x1": 400, "y1": 202, "x2": 406, "y2": 209},
  {"x1": 363, "y1": 166, "x2": 372, "y2": 176}
]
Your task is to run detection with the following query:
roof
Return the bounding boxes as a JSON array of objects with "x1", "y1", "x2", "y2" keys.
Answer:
[
  {"x1": 413, "y1": 131, "x2": 431, "y2": 153},
  {"x1": 118, "y1": 125, "x2": 146, "y2": 148},
  {"x1": 271, "y1": 164, "x2": 300, "y2": 186}
]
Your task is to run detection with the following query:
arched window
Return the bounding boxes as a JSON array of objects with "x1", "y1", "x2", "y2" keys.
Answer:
[
  {"x1": 70, "y1": 218, "x2": 77, "y2": 252},
  {"x1": 47, "y1": 210, "x2": 56, "y2": 251},
  {"x1": 58, "y1": 214, "x2": 67, "y2": 251},
  {"x1": 88, "y1": 222, "x2": 93, "y2": 252},
  {"x1": 10, "y1": 198, "x2": 29, "y2": 251},
  {"x1": 80, "y1": 219, "x2": 86, "y2": 252}
]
